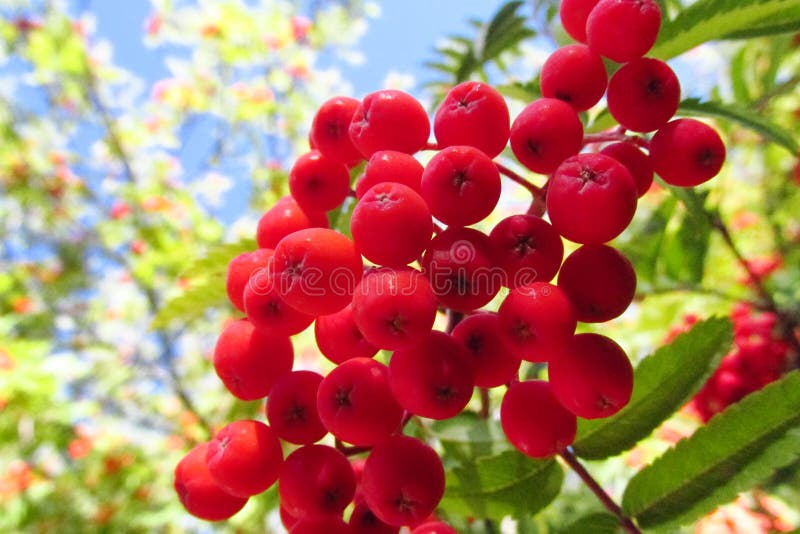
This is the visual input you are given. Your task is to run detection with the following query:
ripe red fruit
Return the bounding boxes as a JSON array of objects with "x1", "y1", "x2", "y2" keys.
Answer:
[
  {"x1": 270, "y1": 228, "x2": 362, "y2": 316},
  {"x1": 351, "y1": 182, "x2": 433, "y2": 266},
  {"x1": 355, "y1": 150, "x2": 424, "y2": 198},
  {"x1": 349, "y1": 90, "x2": 430, "y2": 158},
  {"x1": 412, "y1": 521, "x2": 458, "y2": 534},
  {"x1": 278, "y1": 444, "x2": 356, "y2": 520},
  {"x1": 649, "y1": 118, "x2": 726, "y2": 187},
  {"x1": 349, "y1": 499, "x2": 400, "y2": 534},
  {"x1": 291, "y1": 516, "x2": 351, "y2": 534},
  {"x1": 213, "y1": 319, "x2": 293, "y2": 400},
  {"x1": 451, "y1": 312, "x2": 521, "y2": 388},
  {"x1": 559, "y1": 0, "x2": 600, "y2": 42},
  {"x1": 351, "y1": 267, "x2": 438, "y2": 350},
  {"x1": 558, "y1": 244, "x2": 636, "y2": 323},
  {"x1": 546, "y1": 153, "x2": 638, "y2": 244},
  {"x1": 314, "y1": 304, "x2": 378, "y2": 364},
  {"x1": 361, "y1": 435, "x2": 445, "y2": 527},
  {"x1": 206, "y1": 420, "x2": 283, "y2": 497},
  {"x1": 310, "y1": 96, "x2": 363, "y2": 167},
  {"x1": 289, "y1": 151, "x2": 351, "y2": 213},
  {"x1": 510, "y1": 98, "x2": 583, "y2": 174},
  {"x1": 607, "y1": 58, "x2": 680, "y2": 133},
  {"x1": 497, "y1": 282, "x2": 577, "y2": 362},
  {"x1": 256, "y1": 195, "x2": 329, "y2": 250},
  {"x1": 226, "y1": 248, "x2": 273, "y2": 313},
  {"x1": 586, "y1": 0, "x2": 662, "y2": 63},
  {"x1": 489, "y1": 214, "x2": 564, "y2": 287},
  {"x1": 266, "y1": 370, "x2": 327, "y2": 445},
  {"x1": 421, "y1": 226, "x2": 500, "y2": 312},
  {"x1": 549, "y1": 333, "x2": 634, "y2": 419},
  {"x1": 540, "y1": 44, "x2": 607, "y2": 112},
  {"x1": 174, "y1": 443, "x2": 248, "y2": 521},
  {"x1": 433, "y1": 81, "x2": 510, "y2": 158},
  {"x1": 420, "y1": 145, "x2": 501, "y2": 226},
  {"x1": 501, "y1": 380, "x2": 577, "y2": 458},
  {"x1": 244, "y1": 269, "x2": 315, "y2": 336},
  {"x1": 388, "y1": 331, "x2": 475, "y2": 420},
  {"x1": 316, "y1": 358, "x2": 404, "y2": 446},
  {"x1": 600, "y1": 142, "x2": 654, "y2": 197}
]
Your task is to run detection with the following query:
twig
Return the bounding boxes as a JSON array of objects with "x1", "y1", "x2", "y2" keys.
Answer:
[
  {"x1": 335, "y1": 439, "x2": 372, "y2": 457},
  {"x1": 559, "y1": 448, "x2": 642, "y2": 534},
  {"x1": 479, "y1": 388, "x2": 490, "y2": 419},
  {"x1": 494, "y1": 161, "x2": 543, "y2": 197},
  {"x1": 583, "y1": 130, "x2": 650, "y2": 149}
]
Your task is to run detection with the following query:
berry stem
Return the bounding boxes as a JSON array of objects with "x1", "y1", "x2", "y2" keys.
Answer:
[
  {"x1": 559, "y1": 447, "x2": 642, "y2": 534},
  {"x1": 494, "y1": 161, "x2": 544, "y2": 197},
  {"x1": 335, "y1": 439, "x2": 372, "y2": 457},
  {"x1": 582, "y1": 130, "x2": 649, "y2": 149},
  {"x1": 479, "y1": 388, "x2": 490, "y2": 419}
]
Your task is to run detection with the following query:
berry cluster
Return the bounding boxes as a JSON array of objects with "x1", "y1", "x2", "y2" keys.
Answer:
[
  {"x1": 668, "y1": 304, "x2": 792, "y2": 422},
  {"x1": 174, "y1": 0, "x2": 728, "y2": 530}
]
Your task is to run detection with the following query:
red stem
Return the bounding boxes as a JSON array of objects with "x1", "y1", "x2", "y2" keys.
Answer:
[
  {"x1": 582, "y1": 131, "x2": 649, "y2": 149},
  {"x1": 494, "y1": 161, "x2": 543, "y2": 196}
]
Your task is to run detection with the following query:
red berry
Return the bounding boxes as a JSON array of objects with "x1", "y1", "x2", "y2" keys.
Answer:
[
  {"x1": 280, "y1": 505, "x2": 299, "y2": 531},
  {"x1": 351, "y1": 182, "x2": 433, "y2": 267},
  {"x1": 420, "y1": 145, "x2": 501, "y2": 226},
  {"x1": 497, "y1": 282, "x2": 577, "y2": 362},
  {"x1": 213, "y1": 319, "x2": 293, "y2": 400},
  {"x1": 352, "y1": 267, "x2": 438, "y2": 350},
  {"x1": 607, "y1": 58, "x2": 680, "y2": 133},
  {"x1": 266, "y1": 370, "x2": 327, "y2": 445},
  {"x1": 510, "y1": 98, "x2": 583, "y2": 174},
  {"x1": 244, "y1": 268, "x2": 315, "y2": 336},
  {"x1": 290, "y1": 516, "x2": 350, "y2": 534},
  {"x1": 540, "y1": 44, "x2": 607, "y2": 112},
  {"x1": 361, "y1": 435, "x2": 445, "y2": 527},
  {"x1": 317, "y1": 358, "x2": 404, "y2": 446},
  {"x1": 600, "y1": 142, "x2": 653, "y2": 197},
  {"x1": 489, "y1": 214, "x2": 564, "y2": 288},
  {"x1": 270, "y1": 228, "x2": 362, "y2": 316},
  {"x1": 433, "y1": 81, "x2": 510, "y2": 158},
  {"x1": 289, "y1": 151, "x2": 351, "y2": 213},
  {"x1": 226, "y1": 248, "x2": 273, "y2": 313},
  {"x1": 451, "y1": 312, "x2": 521, "y2": 388},
  {"x1": 586, "y1": 0, "x2": 661, "y2": 63},
  {"x1": 349, "y1": 90, "x2": 430, "y2": 158},
  {"x1": 206, "y1": 420, "x2": 283, "y2": 497},
  {"x1": 174, "y1": 443, "x2": 248, "y2": 521},
  {"x1": 315, "y1": 304, "x2": 378, "y2": 364},
  {"x1": 278, "y1": 444, "x2": 356, "y2": 520},
  {"x1": 558, "y1": 244, "x2": 636, "y2": 323},
  {"x1": 310, "y1": 96, "x2": 363, "y2": 167},
  {"x1": 355, "y1": 150, "x2": 424, "y2": 198},
  {"x1": 349, "y1": 499, "x2": 400, "y2": 534},
  {"x1": 546, "y1": 153, "x2": 638, "y2": 244},
  {"x1": 412, "y1": 521, "x2": 458, "y2": 534},
  {"x1": 649, "y1": 118, "x2": 726, "y2": 187},
  {"x1": 388, "y1": 331, "x2": 475, "y2": 420},
  {"x1": 549, "y1": 333, "x2": 634, "y2": 419},
  {"x1": 421, "y1": 226, "x2": 500, "y2": 312},
  {"x1": 559, "y1": 0, "x2": 600, "y2": 42},
  {"x1": 256, "y1": 195, "x2": 328, "y2": 250},
  {"x1": 501, "y1": 380, "x2": 577, "y2": 458}
]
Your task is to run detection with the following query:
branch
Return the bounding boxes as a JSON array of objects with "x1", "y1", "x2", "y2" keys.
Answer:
[
  {"x1": 559, "y1": 448, "x2": 642, "y2": 534},
  {"x1": 494, "y1": 161, "x2": 544, "y2": 197}
]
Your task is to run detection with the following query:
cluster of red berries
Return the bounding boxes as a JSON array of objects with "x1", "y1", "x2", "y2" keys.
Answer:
[
  {"x1": 671, "y1": 304, "x2": 792, "y2": 422},
  {"x1": 173, "y1": 0, "x2": 727, "y2": 530}
]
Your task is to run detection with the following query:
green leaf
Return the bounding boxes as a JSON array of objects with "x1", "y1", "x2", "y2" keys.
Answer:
[
  {"x1": 720, "y1": 5, "x2": 800, "y2": 39},
  {"x1": 495, "y1": 80, "x2": 540, "y2": 102},
  {"x1": 678, "y1": 98, "x2": 798, "y2": 153},
  {"x1": 559, "y1": 513, "x2": 622, "y2": 534},
  {"x1": 151, "y1": 280, "x2": 227, "y2": 329},
  {"x1": 661, "y1": 191, "x2": 711, "y2": 284},
  {"x1": 622, "y1": 370, "x2": 800, "y2": 530},
  {"x1": 430, "y1": 413, "x2": 510, "y2": 460},
  {"x1": 573, "y1": 317, "x2": 732, "y2": 459},
  {"x1": 180, "y1": 238, "x2": 258, "y2": 280},
  {"x1": 617, "y1": 196, "x2": 678, "y2": 291},
  {"x1": 440, "y1": 450, "x2": 563, "y2": 519},
  {"x1": 651, "y1": 0, "x2": 800, "y2": 60}
]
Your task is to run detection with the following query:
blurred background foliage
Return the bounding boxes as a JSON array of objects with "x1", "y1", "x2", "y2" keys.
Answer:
[{"x1": 0, "y1": 0, "x2": 799, "y2": 532}]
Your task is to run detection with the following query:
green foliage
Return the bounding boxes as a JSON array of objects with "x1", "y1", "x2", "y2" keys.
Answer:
[
  {"x1": 425, "y1": 1, "x2": 534, "y2": 95},
  {"x1": 573, "y1": 317, "x2": 733, "y2": 459},
  {"x1": 622, "y1": 371, "x2": 800, "y2": 530},
  {"x1": 651, "y1": 0, "x2": 800, "y2": 60},
  {"x1": 678, "y1": 98, "x2": 799, "y2": 153},
  {"x1": 558, "y1": 513, "x2": 622, "y2": 534}
]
